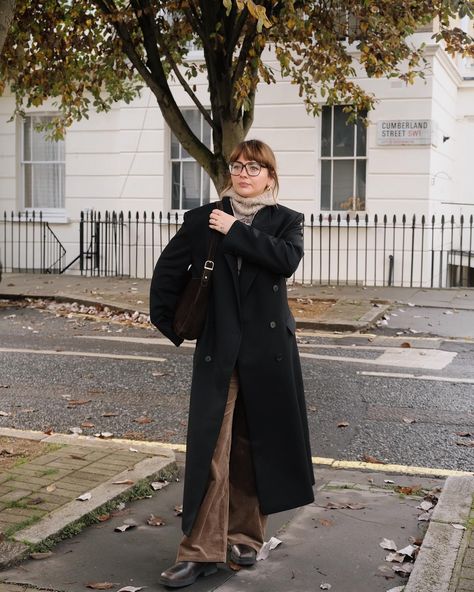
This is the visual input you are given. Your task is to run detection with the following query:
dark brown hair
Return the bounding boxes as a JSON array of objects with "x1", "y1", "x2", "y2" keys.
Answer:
[{"x1": 222, "y1": 139, "x2": 280, "y2": 199}]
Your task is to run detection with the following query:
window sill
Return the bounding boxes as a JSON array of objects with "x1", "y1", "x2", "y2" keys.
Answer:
[{"x1": 20, "y1": 209, "x2": 70, "y2": 224}]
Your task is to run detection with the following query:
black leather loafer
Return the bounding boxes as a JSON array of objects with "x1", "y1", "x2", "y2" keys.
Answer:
[
  {"x1": 159, "y1": 561, "x2": 217, "y2": 588},
  {"x1": 230, "y1": 543, "x2": 257, "y2": 566}
]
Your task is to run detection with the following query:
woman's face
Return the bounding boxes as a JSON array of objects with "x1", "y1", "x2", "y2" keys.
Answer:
[{"x1": 230, "y1": 153, "x2": 272, "y2": 198}]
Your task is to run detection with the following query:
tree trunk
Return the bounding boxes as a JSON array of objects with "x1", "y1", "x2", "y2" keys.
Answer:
[{"x1": 0, "y1": 0, "x2": 15, "y2": 55}]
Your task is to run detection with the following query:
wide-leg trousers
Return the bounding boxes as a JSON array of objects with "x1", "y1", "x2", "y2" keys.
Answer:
[{"x1": 177, "y1": 370, "x2": 267, "y2": 563}]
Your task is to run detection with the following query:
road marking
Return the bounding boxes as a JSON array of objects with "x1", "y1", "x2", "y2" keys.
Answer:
[
  {"x1": 77, "y1": 335, "x2": 456, "y2": 370},
  {"x1": 0, "y1": 347, "x2": 166, "y2": 363},
  {"x1": 299, "y1": 348, "x2": 455, "y2": 370},
  {"x1": 76, "y1": 335, "x2": 196, "y2": 349},
  {"x1": 155, "y1": 442, "x2": 471, "y2": 478},
  {"x1": 359, "y1": 370, "x2": 474, "y2": 384}
]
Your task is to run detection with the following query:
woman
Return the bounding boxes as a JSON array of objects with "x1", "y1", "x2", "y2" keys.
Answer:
[{"x1": 150, "y1": 139, "x2": 315, "y2": 588}]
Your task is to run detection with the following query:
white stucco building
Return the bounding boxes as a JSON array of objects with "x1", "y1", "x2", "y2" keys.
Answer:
[{"x1": 1, "y1": 19, "x2": 474, "y2": 285}]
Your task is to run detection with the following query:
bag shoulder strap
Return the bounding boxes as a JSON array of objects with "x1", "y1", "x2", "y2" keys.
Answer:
[{"x1": 201, "y1": 201, "x2": 223, "y2": 286}]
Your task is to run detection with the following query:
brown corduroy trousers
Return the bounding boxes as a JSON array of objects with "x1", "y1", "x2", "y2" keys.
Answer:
[{"x1": 177, "y1": 370, "x2": 267, "y2": 563}]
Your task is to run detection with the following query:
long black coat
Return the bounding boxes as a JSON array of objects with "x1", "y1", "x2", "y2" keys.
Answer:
[{"x1": 150, "y1": 196, "x2": 315, "y2": 535}]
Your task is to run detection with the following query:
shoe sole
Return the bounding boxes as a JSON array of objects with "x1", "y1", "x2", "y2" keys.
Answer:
[{"x1": 160, "y1": 564, "x2": 218, "y2": 588}]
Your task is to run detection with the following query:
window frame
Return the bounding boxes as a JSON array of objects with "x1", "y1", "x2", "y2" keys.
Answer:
[
  {"x1": 320, "y1": 105, "x2": 368, "y2": 212},
  {"x1": 169, "y1": 108, "x2": 212, "y2": 211},
  {"x1": 19, "y1": 113, "x2": 67, "y2": 222}
]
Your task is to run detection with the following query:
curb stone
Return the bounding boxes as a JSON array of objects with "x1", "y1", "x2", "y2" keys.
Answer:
[
  {"x1": 0, "y1": 428, "x2": 176, "y2": 569},
  {"x1": 405, "y1": 476, "x2": 474, "y2": 592}
]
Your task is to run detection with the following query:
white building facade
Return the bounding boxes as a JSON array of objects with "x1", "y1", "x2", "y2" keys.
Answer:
[{"x1": 1, "y1": 22, "x2": 474, "y2": 286}]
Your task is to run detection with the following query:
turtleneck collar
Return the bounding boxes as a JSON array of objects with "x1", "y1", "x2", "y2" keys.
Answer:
[{"x1": 222, "y1": 187, "x2": 276, "y2": 224}]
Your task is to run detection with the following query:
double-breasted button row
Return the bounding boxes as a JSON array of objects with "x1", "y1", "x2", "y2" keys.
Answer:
[
  {"x1": 275, "y1": 354, "x2": 283, "y2": 362},
  {"x1": 269, "y1": 321, "x2": 277, "y2": 329},
  {"x1": 204, "y1": 355, "x2": 212, "y2": 362},
  {"x1": 272, "y1": 284, "x2": 279, "y2": 292}
]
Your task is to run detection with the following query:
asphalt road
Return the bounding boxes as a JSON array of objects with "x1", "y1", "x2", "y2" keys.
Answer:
[{"x1": 1, "y1": 299, "x2": 473, "y2": 471}]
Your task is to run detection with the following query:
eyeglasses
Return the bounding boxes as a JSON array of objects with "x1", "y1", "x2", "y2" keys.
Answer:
[{"x1": 228, "y1": 161, "x2": 267, "y2": 177}]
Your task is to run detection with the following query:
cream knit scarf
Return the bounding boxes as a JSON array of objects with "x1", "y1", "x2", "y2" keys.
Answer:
[{"x1": 224, "y1": 187, "x2": 276, "y2": 226}]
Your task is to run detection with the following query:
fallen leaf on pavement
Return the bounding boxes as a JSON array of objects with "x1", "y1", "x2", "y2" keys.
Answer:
[
  {"x1": 319, "y1": 518, "x2": 334, "y2": 527},
  {"x1": 320, "y1": 584, "x2": 332, "y2": 590},
  {"x1": 86, "y1": 583, "x2": 116, "y2": 590},
  {"x1": 151, "y1": 481, "x2": 169, "y2": 491},
  {"x1": 402, "y1": 417, "x2": 416, "y2": 424},
  {"x1": 455, "y1": 440, "x2": 474, "y2": 447},
  {"x1": 398, "y1": 544, "x2": 417, "y2": 558},
  {"x1": 112, "y1": 480, "x2": 134, "y2": 485},
  {"x1": 228, "y1": 561, "x2": 242, "y2": 572},
  {"x1": 418, "y1": 500, "x2": 434, "y2": 511},
  {"x1": 81, "y1": 422, "x2": 95, "y2": 429},
  {"x1": 102, "y1": 412, "x2": 118, "y2": 418},
  {"x1": 70, "y1": 454, "x2": 86, "y2": 460},
  {"x1": 115, "y1": 523, "x2": 137, "y2": 532},
  {"x1": 30, "y1": 552, "x2": 53, "y2": 560},
  {"x1": 394, "y1": 485, "x2": 423, "y2": 496},
  {"x1": 134, "y1": 416, "x2": 153, "y2": 424},
  {"x1": 46, "y1": 484, "x2": 56, "y2": 493},
  {"x1": 67, "y1": 399, "x2": 91, "y2": 408},
  {"x1": 392, "y1": 563, "x2": 414, "y2": 575},
  {"x1": 385, "y1": 552, "x2": 405, "y2": 563},
  {"x1": 97, "y1": 514, "x2": 111, "y2": 522},
  {"x1": 452, "y1": 523, "x2": 467, "y2": 530},
  {"x1": 337, "y1": 422, "x2": 349, "y2": 428},
  {"x1": 117, "y1": 587, "x2": 144, "y2": 592},
  {"x1": 29, "y1": 497, "x2": 44, "y2": 505},
  {"x1": 95, "y1": 432, "x2": 114, "y2": 439},
  {"x1": 76, "y1": 492, "x2": 92, "y2": 501},
  {"x1": 380, "y1": 538, "x2": 398, "y2": 551},
  {"x1": 455, "y1": 431, "x2": 472, "y2": 437},
  {"x1": 384, "y1": 479, "x2": 395, "y2": 484},
  {"x1": 0, "y1": 411, "x2": 11, "y2": 417},
  {"x1": 362, "y1": 455, "x2": 386, "y2": 464},
  {"x1": 256, "y1": 536, "x2": 282, "y2": 561},
  {"x1": 147, "y1": 514, "x2": 166, "y2": 526}
]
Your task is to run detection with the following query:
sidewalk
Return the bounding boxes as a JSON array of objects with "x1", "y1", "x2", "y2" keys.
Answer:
[{"x1": 0, "y1": 272, "x2": 473, "y2": 591}]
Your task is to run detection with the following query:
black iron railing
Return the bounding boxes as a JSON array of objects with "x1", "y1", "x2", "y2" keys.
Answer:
[
  {"x1": 1, "y1": 211, "x2": 66, "y2": 274},
  {"x1": 2, "y1": 209, "x2": 474, "y2": 288}
]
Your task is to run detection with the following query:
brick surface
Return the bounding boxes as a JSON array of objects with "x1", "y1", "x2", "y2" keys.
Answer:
[
  {"x1": 461, "y1": 567, "x2": 474, "y2": 580},
  {"x1": 0, "y1": 490, "x2": 32, "y2": 503},
  {"x1": 459, "y1": 579, "x2": 474, "y2": 591}
]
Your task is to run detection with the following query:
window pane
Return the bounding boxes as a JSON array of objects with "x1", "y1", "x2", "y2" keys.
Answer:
[
  {"x1": 321, "y1": 106, "x2": 332, "y2": 157},
  {"x1": 182, "y1": 161, "x2": 200, "y2": 210},
  {"x1": 24, "y1": 118, "x2": 32, "y2": 161},
  {"x1": 31, "y1": 163, "x2": 65, "y2": 209},
  {"x1": 182, "y1": 110, "x2": 200, "y2": 158},
  {"x1": 356, "y1": 117, "x2": 367, "y2": 157},
  {"x1": 202, "y1": 170, "x2": 210, "y2": 204},
  {"x1": 171, "y1": 163, "x2": 181, "y2": 209},
  {"x1": 203, "y1": 117, "x2": 211, "y2": 148},
  {"x1": 333, "y1": 160, "x2": 355, "y2": 210},
  {"x1": 321, "y1": 160, "x2": 331, "y2": 210},
  {"x1": 333, "y1": 106, "x2": 354, "y2": 157},
  {"x1": 171, "y1": 132, "x2": 180, "y2": 159},
  {"x1": 24, "y1": 163, "x2": 32, "y2": 207},
  {"x1": 356, "y1": 160, "x2": 366, "y2": 210}
]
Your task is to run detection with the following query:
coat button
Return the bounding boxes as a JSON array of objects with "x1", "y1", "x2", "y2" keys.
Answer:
[
  {"x1": 275, "y1": 354, "x2": 283, "y2": 362},
  {"x1": 204, "y1": 355, "x2": 212, "y2": 362},
  {"x1": 272, "y1": 284, "x2": 279, "y2": 292},
  {"x1": 269, "y1": 321, "x2": 277, "y2": 328}
]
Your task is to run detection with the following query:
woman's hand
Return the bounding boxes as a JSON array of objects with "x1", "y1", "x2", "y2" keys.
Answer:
[{"x1": 209, "y1": 208, "x2": 237, "y2": 235}]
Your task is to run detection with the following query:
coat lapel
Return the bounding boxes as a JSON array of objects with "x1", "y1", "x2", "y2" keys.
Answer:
[
  {"x1": 239, "y1": 205, "x2": 275, "y2": 300},
  {"x1": 220, "y1": 197, "x2": 240, "y2": 304}
]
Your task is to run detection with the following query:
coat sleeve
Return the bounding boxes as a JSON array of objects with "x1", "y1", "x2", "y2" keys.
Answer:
[
  {"x1": 149, "y1": 212, "x2": 192, "y2": 346},
  {"x1": 221, "y1": 212, "x2": 304, "y2": 277}
]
